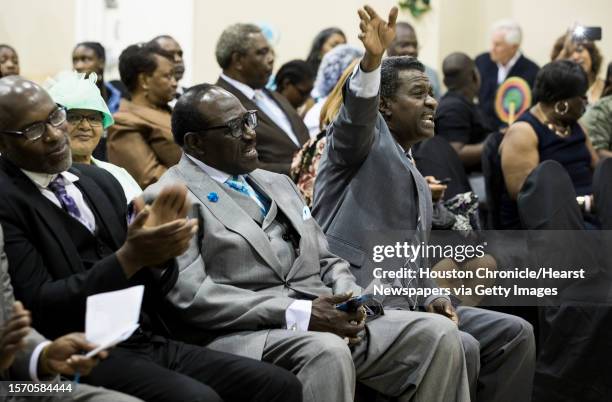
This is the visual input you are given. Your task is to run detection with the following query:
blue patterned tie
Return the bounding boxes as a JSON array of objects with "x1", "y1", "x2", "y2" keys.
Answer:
[
  {"x1": 225, "y1": 175, "x2": 268, "y2": 216},
  {"x1": 47, "y1": 176, "x2": 82, "y2": 222}
]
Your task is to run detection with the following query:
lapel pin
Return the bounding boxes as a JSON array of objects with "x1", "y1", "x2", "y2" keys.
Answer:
[
  {"x1": 302, "y1": 205, "x2": 312, "y2": 221},
  {"x1": 207, "y1": 192, "x2": 219, "y2": 203}
]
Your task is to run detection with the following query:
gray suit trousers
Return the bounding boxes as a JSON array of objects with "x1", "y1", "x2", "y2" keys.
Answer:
[
  {"x1": 208, "y1": 310, "x2": 471, "y2": 402},
  {"x1": 457, "y1": 307, "x2": 536, "y2": 402}
]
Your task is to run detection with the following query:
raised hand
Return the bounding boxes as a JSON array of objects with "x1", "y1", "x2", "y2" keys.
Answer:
[
  {"x1": 0, "y1": 302, "x2": 31, "y2": 371},
  {"x1": 118, "y1": 184, "x2": 198, "y2": 277},
  {"x1": 132, "y1": 184, "x2": 192, "y2": 228},
  {"x1": 357, "y1": 5, "x2": 398, "y2": 71},
  {"x1": 39, "y1": 333, "x2": 108, "y2": 377}
]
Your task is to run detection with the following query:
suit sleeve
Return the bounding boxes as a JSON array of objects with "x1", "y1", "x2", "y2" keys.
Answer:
[
  {"x1": 107, "y1": 120, "x2": 181, "y2": 188},
  {"x1": 326, "y1": 66, "x2": 380, "y2": 167},
  {"x1": 285, "y1": 177, "x2": 362, "y2": 296},
  {"x1": 0, "y1": 196, "x2": 131, "y2": 337},
  {"x1": 1, "y1": 225, "x2": 49, "y2": 381}
]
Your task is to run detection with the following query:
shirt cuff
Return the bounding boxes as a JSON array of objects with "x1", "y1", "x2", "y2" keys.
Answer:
[
  {"x1": 285, "y1": 300, "x2": 312, "y2": 331},
  {"x1": 348, "y1": 63, "x2": 381, "y2": 98},
  {"x1": 29, "y1": 340, "x2": 52, "y2": 382}
]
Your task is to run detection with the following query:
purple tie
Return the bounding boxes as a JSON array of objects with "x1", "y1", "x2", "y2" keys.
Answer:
[{"x1": 47, "y1": 176, "x2": 82, "y2": 221}]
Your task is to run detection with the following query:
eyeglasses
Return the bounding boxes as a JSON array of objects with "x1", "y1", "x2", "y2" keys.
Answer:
[
  {"x1": 66, "y1": 111, "x2": 104, "y2": 127},
  {"x1": 0, "y1": 106, "x2": 66, "y2": 142},
  {"x1": 203, "y1": 110, "x2": 258, "y2": 139}
]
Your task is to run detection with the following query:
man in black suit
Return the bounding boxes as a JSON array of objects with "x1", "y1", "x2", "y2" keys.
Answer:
[
  {"x1": 0, "y1": 75, "x2": 302, "y2": 402},
  {"x1": 214, "y1": 23, "x2": 309, "y2": 175},
  {"x1": 475, "y1": 19, "x2": 539, "y2": 130}
]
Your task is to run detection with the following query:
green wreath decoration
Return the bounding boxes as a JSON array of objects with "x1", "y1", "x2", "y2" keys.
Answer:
[{"x1": 398, "y1": 0, "x2": 431, "y2": 18}]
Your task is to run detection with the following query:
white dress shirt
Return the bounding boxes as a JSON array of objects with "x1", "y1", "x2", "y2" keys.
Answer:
[
  {"x1": 220, "y1": 73, "x2": 300, "y2": 146},
  {"x1": 349, "y1": 63, "x2": 381, "y2": 98},
  {"x1": 185, "y1": 153, "x2": 311, "y2": 331},
  {"x1": 29, "y1": 340, "x2": 52, "y2": 381},
  {"x1": 21, "y1": 169, "x2": 96, "y2": 381},
  {"x1": 21, "y1": 169, "x2": 96, "y2": 233},
  {"x1": 497, "y1": 51, "x2": 522, "y2": 84},
  {"x1": 91, "y1": 157, "x2": 142, "y2": 203}
]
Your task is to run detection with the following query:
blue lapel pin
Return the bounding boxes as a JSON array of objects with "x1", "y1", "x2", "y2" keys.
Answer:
[{"x1": 207, "y1": 192, "x2": 219, "y2": 202}]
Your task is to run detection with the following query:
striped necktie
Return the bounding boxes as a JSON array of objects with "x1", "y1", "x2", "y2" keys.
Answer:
[{"x1": 224, "y1": 175, "x2": 269, "y2": 216}]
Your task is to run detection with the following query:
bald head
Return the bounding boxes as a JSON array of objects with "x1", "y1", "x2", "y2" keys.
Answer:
[
  {"x1": 442, "y1": 52, "x2": 476, "y2": 91},
  {"x1": 0, "y1": 75, "x2": 71, "y2": 173},
  {"x1": 387, "y1": 22, "x2": 418, "y2": 58},
  {"x1": 0, "y1": 76, "x2": 53, "y2": 130}
]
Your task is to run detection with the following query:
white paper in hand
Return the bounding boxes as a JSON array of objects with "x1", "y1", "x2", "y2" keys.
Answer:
[{"x1": 85, "y1": 285, "x2": 144, "y2": 356}]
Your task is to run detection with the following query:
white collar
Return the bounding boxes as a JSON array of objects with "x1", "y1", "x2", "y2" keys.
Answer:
[
  {"x1": 186, "y1": 153, "x2": 233, "y2": 184},
  {"x1": 497, "y1": 50, "x2": 522, "y2": 71},
  {"x1": 21, "y1": 169, "x2": 79, "y2": 189},
  {"x1": 220, "y1": 73, "x2": 257, "y2": 101}
]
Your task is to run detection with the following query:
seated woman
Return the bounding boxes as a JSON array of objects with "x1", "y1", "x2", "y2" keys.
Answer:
[
  {"x1": 0, "y1": 44, "x2": 19, "y2": 78},
  {"x1": 551, "y1": 31, "x2": 604, "y2": 104},
  {"x1": 500, "y1": 60, "x2": 599, "y2": 228},
  {"x1": 580, "y1": 62, "x2": 612, "y2": 159},
  {"x1": 107, "y1": 43, "x2": 181, "y2": 189},
  {"x1": 274, "y1": 60, "x2": 315, "y2": 113},
  {"x1": 47, "y1": 72, "x2": 142, "y2": 202}
]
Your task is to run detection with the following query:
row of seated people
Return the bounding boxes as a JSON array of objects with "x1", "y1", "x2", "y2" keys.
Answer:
[{"x1": 0, "y1": 6, "x2": 539, "y2": 402}]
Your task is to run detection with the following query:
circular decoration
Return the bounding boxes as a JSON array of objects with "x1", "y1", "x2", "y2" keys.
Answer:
[{"x1": 494, "y1": 77, "x2": 532, "y2": 124}]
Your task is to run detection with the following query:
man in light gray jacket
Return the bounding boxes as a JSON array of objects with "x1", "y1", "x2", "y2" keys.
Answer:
[{"x1": 145, "y1": 6, "x2": 473, "y2": 402}]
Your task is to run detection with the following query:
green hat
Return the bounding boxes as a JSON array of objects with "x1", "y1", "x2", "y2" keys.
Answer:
[{"x1": 46, "y1": 71, "x2": 114, "y2": 129}]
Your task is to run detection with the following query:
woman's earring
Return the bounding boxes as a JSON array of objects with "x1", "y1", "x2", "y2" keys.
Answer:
[{"x1": 554, "y1": 101, "x2": 569, "y2": 115}]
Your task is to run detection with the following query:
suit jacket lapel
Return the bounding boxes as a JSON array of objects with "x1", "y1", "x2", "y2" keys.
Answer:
[
  {"x1": 266, "y1": 90, "x2": 309, "y2": 145},
  {"x1": 1, "y1": 161, "x2": 83, "y2": 274},
  {"x1": 71, "y1": 171, "x2": 124, "y2": 249},
  {"x1": 175, "y1": 156, "x2": 285, "y2": 278},
  {"x1": 249, "y1": 171, "x2": 304, "y2": 239}
]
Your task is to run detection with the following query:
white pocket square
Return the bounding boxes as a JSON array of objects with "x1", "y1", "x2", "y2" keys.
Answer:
[{"x1": 302, "y1": 206, "x2": 312, "y2": 221}]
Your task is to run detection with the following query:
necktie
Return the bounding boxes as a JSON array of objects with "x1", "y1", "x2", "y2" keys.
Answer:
[
  {"x1": 225, "y1": 175, "x2": 269, "y2": 217},
  {"x1": 47, "y1": 176, "x2": 83, "y2": 222}
]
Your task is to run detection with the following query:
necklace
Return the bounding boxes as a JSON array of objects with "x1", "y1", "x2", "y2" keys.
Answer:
[
  {"x1": 546, "y1": 122, "x2": 572, "y2": 138},
  {"x1": 535, "y1": 105, "x2": 572, "y2": 138}
]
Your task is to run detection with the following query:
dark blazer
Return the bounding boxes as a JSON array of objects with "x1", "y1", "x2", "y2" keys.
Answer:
[
  {"x1": 0, "y1": 158, "x2": 171, "y2": 339},
  {"x1": 216, "y1": 77, "x2": 310, "y2": 175},
  {"x1": 475, "y1": 52, "x2": 539, "y2": 129}
]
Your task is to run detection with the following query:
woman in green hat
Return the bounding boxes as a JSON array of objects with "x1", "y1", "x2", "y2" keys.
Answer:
[{"x1": 47, "y1": 72, "x2": 142, "y2": 202}]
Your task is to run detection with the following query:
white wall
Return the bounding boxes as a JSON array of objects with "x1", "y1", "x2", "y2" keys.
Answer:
[{"x1": 1, "y1": 0, "x2": 611, "y2": 85}]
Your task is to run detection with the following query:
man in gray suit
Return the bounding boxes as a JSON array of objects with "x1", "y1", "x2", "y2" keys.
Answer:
[
  {"x1": 0, "y1": 224, "x2": 141, "y2": 401},
  {"x1": 144, "y1": 7, "x2": 473, "y2": 402},
  {"x1": 312, "y1": 6, "x2": 536, "y2": 402}
]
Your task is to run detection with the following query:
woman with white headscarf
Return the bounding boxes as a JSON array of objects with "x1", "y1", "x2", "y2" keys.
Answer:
[{"x1": 303, "y1": 44, "x2": 363, "y2": 137}]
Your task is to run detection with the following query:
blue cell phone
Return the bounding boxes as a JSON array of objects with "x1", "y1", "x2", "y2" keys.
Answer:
[{"x1": 336, "y1": 294, "x2": 373, "y2": 312}]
